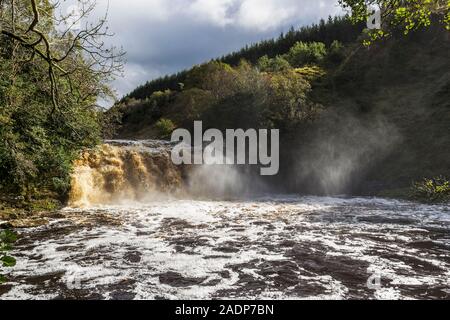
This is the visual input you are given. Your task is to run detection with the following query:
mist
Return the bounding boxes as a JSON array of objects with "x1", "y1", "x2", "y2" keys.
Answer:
[
  {"x1": 185, "y1": 147, "x2": 270, "y2": 199},
  {"x1": 290, "y1": 110, "x2": 402, "y2": 195}
]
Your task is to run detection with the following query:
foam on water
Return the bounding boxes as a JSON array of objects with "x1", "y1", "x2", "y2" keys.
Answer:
[{"x1": 1, "y1": 196, "x2": 449, "y2": 300}]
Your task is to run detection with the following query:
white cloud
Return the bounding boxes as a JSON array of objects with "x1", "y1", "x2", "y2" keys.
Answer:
[
  {"x1": 187, "y1": 0, "x2": 238, "y2": 27},
  {"x1": 236, "y1": 0, "x2": 297, "y2": 31},
  {"x1": 185, "y1": 0, "x2": 342, "y2": 31}
]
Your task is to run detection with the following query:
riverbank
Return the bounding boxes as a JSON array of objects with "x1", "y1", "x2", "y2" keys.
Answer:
[{"x1": 0, "y1": 197, "x2": 64, "y2": 228}]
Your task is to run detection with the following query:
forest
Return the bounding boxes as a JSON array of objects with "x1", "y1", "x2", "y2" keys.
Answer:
[{"x1": 124, "y1": 16, "x2": 364, "y2": 101}]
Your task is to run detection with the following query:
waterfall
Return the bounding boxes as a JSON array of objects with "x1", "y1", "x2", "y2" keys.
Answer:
[{"x1": 68, "y1": 140, "x2": 185, "y2": 207}]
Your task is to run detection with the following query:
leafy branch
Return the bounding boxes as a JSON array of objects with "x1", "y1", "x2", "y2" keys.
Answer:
[
  {"x1": 0, "y1": 0, "x2": 125, "y2": 113},
  {"x1": 339, "y1": 0, "x2": 450, "y2": 44},
  {"x1": 0, "y1": 229, "x2": 17, "y2": 284}
]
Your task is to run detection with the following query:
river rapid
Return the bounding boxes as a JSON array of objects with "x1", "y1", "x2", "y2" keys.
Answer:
[
  {"x1": 0, "y1": 196, "x2": 449, "y2": 300},
  {"x1": 0, "y1": 141, "x2": 449, "y2": 300}
]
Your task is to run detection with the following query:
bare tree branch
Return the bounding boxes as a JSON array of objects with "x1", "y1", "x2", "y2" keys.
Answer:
[{"x1": 0, "y1": 0, "x2": 125, "y2": 116}]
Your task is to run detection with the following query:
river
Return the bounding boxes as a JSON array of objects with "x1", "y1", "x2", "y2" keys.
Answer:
[
  {"x1": 0, "y1": 196, "x2": 449, "y2": 300},
  {"x1": 0, "y1": 141, "x2": 449, "y2": 300}
]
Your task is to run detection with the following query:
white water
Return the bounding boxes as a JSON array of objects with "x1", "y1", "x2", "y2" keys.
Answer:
[{"x1": 1, "y1": 196, "x2": 449, "y2": 300}]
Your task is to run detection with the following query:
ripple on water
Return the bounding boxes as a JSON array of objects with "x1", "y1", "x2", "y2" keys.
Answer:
[{"x1": 0, "y1": 196, "x2": 449, "y2": 300}]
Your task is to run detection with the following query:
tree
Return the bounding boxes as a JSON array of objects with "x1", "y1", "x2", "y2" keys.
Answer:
[
  {"x1": 155, "y1": 118, "x2": 176, "y2": 139},
  {"x1": 0, "y1": 0, "x2": 124, "y2": 110},
  {"x1": 285, "y1": 41, "x2": 327, "y2": 67},
  {"x1": 257, "y1": 55, "x2": 292, "y2": 72},
  {"x1": 169, "y1": 88, "x2": 215, "y2": 127},
  {"x1": 123, "y1": 16, "x2": 364, "y2": 102},
  {"x1": 184, "y1": 61, "x2": 235, "y2": 94},
  {"x1": 339, "y1": 0, "x2": 450, "y2": 44},
  {"x1": 266, "y1": 70, "x2": 322, "y2": 130},
  {"x1": 0, "y1": 0, "x2": 124, "y2": 198},
  {"x1": 328, "y1": 40, "x2": 346, "y2": 63}
]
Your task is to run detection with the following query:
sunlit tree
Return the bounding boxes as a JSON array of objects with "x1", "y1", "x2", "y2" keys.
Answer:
[
  {"x1": 339, "y1": 0, "x2": 450, "y2": 44},
  {"x1": 0, "y1": 0, "x2": 124, "y2": 197}
]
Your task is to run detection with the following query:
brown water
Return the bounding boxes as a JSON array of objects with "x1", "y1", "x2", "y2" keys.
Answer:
[{"x1": 69, "y1": 141, "x2": 185, "y2": 207}]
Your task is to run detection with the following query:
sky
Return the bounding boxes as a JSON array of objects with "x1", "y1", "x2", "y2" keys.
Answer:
[{"x1": 69, "y1": 0, "x2": 344, "y2": 105}]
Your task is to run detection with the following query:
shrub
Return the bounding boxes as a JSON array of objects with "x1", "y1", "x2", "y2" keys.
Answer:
[
  {"x1": 294, "y1": 65, "x2": 327, "y2": 81},
  {"x1": 0, "y1": 229, "x2": 17, "y2": 284},
  {"x1": 328, "y1": 40, "x2": 346, "y2": 64},
  {"x1": 155, "y1": 118, "x2": 176, "y2": 139},
  {"x1": 257, "y1": 55, "x2": 292, "y2": 72},
  {"x1": 285, "y1": 41, "x2": 327, "y2": 67},
  {"x1": 185, "y1": 61, "x2": 234, "y2": 90},
  {"x1": 411, "y1": 176, "x2": 450, "y2": 203}
]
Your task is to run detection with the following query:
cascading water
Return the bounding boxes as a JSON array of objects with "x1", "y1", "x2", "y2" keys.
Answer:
[
  {"x1": 1, "y1": 140, "x2": 449, "y2": 300},
  {"x1": 69, "y1": 141, "x2": 185, "y2": 207}
]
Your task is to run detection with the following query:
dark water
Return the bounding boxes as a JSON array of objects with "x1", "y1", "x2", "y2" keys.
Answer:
[{"x1": 1, "y1": 196, "x2": 449, "y2": 300}]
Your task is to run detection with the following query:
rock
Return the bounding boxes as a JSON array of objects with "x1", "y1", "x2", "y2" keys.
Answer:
[{"x1": 0, "y1": 221, "x2": 13, "y2": 229}]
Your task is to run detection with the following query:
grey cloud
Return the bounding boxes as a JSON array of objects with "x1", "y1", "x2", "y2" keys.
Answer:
[{"x1": 83, "y1": 0, "x2": 343, "y2": 105}]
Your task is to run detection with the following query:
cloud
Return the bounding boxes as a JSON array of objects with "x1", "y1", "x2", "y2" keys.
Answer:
[
  {"x1": 186, "y1": 0, "x2": 342, "y2": 31},
  {"x1": 236, "y1": 0, "x2": 296, "y2": 31},
  {"x1": 188, "y1": 0, "x2": 238, "y2": 27},
  {"x1": 82, "y1": 0, "x2": 343, "y2": 105},
  {"x1": 234, "y1": 0, "x2": 342, "y2": 31}
]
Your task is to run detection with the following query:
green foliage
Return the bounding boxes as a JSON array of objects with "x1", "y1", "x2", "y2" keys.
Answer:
[
  {"x1": 185, "y1": 61, "x2": 235, "y2": 90},
  {"x1": 0, "y1": 230, "x2": 17, "y2": 244},
  {"x1": 411, "y1": 176, "x2": 450, "y2": 203},
  {"x1": 114, "y1": 10, "x2": 450, "y2": 197},
  {"x1": 446, "y1": 1, "x2": 450, "y2": 29},
  {"x1": 339, "y1": 0, "x2": 450, "y2": 45},
  {"x1": 257, "y1": 55, "x2": 292, "y2": 72},
  {"x1": 121, "y1": 91, "x2": 174, "y2": 123},
  {"x1": 119, "y1": 47, "x2": 324, "y2": 137},
  {"x1": 124, "y1": 16, "x2": 364, "y2": 101},
  {"x1": 155, "y1": 118, "x2": 176, "y2": 139},
  {"x1": 266, "y1": 70, "x2": 323, "y2": 130},
  {"x1": 294, "y1": 66, "x2": 327, "y2": 81},
  {"x1": 285, "y1": 42, "x2": 327, "y2": 67},
  {"x1": 202, "y1": 65, "x2": 271, "y2": 130},
  {"x1": 29, "y1": 198, "x2": 60, "y2": 212},
  {"x1": 169, "y1": 88, "x2": 215, "y2": 127},
  {"x1": 328, "y1": 40, "x2": 346, "y2": 63},
  {"x1": 101, "y1": 105, "x2": 123, "y2": 140},
  {"x1": 0, "y1": 1, "x2": 119, "y2": 203},
  {"x1": 1, "y1": 256, "x2": 16, "y2": 267},
  {"x1": 0, "y1": 66, "x2": 102, "y2": 196},
  {"x1": 0, "y1": 229, "x2": 17, "y2": 283}
]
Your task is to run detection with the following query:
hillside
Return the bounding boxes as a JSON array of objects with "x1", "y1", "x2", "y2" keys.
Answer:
[
  {"x1": 111, "y1": 19, "x2": 450, "y2": 197},
  {"x1": 124, "y1": 16, "x2": 364, "y2": 101},
  {"x1": 289, "y1": 25, "x2": 450, "y2": 195}
]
